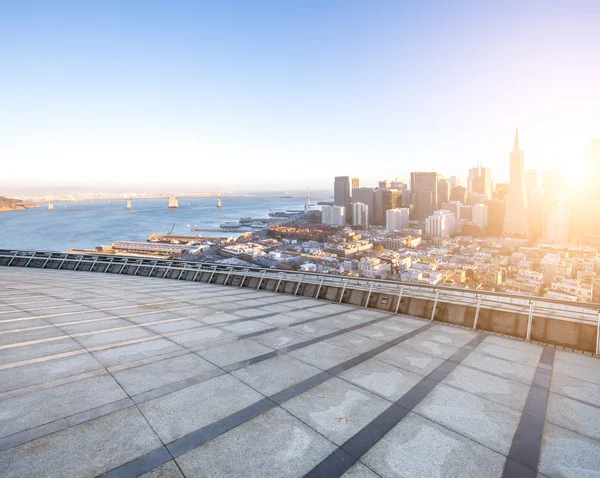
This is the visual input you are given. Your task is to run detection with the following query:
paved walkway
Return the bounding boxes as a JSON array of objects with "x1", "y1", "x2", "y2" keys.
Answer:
[{"x1": 0, "y1": 268, "x2": 599, "y2": 477}]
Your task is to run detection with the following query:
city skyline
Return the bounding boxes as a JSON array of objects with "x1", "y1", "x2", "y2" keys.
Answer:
[
  {"x1": 2, "y1": 132, "x2": 598, "y2": 196},
  {"x1": 2, "y1": 1, "x2": 599, "y2": 188}
]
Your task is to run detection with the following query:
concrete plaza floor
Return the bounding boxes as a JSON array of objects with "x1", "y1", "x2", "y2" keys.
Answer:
[{"x1": 0, "y1": 267, "x2": 599, "y2": 477}]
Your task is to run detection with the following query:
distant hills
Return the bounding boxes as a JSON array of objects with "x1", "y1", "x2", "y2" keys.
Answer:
[{"x1": 0, "y1": 196, "x2": 39, "y2": 212}]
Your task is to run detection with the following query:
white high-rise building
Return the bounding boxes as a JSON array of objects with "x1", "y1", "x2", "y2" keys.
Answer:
[
  {"x1": 425, "y1": 210, "x2": 456, "y2": 238},
  {"x1": 503, "y1": 129, "x2": 529, "y2": 237},
  {"x1": 322, "y1": 206, "x2": 346, "y2": 226},
  {"x1": 543, "y1": 200, "x2": 569, "y2": 244},
  {"x1": 352, "y1": 202, "x2": 369, "y2": 229},
  {"x1": 385, "y1": 208, "x2": 410, "y2": 231},
  {"x1": 472, "y1": 203, "x2": 488, "y2": 232}
]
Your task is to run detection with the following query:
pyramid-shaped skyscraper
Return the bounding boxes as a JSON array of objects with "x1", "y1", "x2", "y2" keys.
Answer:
[{"x1": 502, "y1": 129, "x2": 529, "y2": 238}]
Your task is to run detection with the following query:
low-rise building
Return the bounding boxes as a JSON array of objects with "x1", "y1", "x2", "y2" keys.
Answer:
[{"x1": 358, "y1": 257, "x2": 391, "y2": 279}]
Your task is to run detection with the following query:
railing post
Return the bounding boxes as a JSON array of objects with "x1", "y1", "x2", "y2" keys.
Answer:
[
  {"x1": 257, "y1": 270, "x2": 266, "y2": 290},
  {"x1": 315, "y1": 277, "x2": 324, "y2": 299},
  {"x1": 207, "y1": 266, "x2": 217, "y2": 283},
  {"x1": 395, "y1": 286, "x2": 404, "y2": 314},
  {"x1": 58, "y1": 255, "x2": 69, "y2": 269},
  {"x1": 7, "y1": 251, "x2": 18, "y2": 266},
  {"x1": 275, "y1": 273, "x2": 284, "y2": 293},
  {"x1": 472, "y1": 295, "x2": 482, "y2": 330},
  {"x1": 105, "y1": 257, "x2": 115, "y2": 273},
  {"x1": 25, "y1": 254, "x2": 36, "y2": 268},
  {"x1": 365, "y1": 282, "x2": 374, "y2": 308},
  {"x1": 596, "y1": 312, "x2": 600, "y2": 355},
  {"x1": 430, "y1": 290, "x2": 440, "y2": 321},
  {"x1": 294, "y1": 276, "x2": 303, "y2": 295},
  {"x1": 224, "y1": 267, "x2": 234, "y2": 286},
  {"x1": 526, "y1": 300, "x2": 535, "y2": 340},
  {"x1": 339, "y1": 279, "x2": 348, "y2": 303},
  {"x1": 239, "y1": 269, "x2": 249, "y2": 288},
  {"x1": 41, "y1": 255, "x2": 52, "y2": 269}
]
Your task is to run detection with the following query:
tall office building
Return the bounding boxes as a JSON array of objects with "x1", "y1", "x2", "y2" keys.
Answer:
[
  {"x1": 437, "y1": 179, "x2": 451, "y2": 207},
  {"x1": 334, "y1": 176, "x2": 351, "y2": 223},
  {"x1": 322, "y1": 206, "x2": 346, "y2": 226},
  {"x1": 442, "y1": 201, "x2": 461, "y2": 219},
  {"x1": 450, "y1": 185, "x2": 467, "y2": 203},
  {"x1": 379, "y1": 180, "x2": 391, "y2": 189},
  {"x1": 488, "y1": 198, "x2": 507, "y2": 237},
  {"x1": 372, "y1": 188, "x2": 403, "y2": 225},
  {"x1": 351, "y1": 177, "x2": 360, "y2": 196},
  {"x1": 525, "y1": 169, "x2": 539, "y2": 191},
  {"x1": 542, "y1": 169, "x2": 564, "y2": 198},
  {"x1": 586, "y1": 140, "x2": 600, "y2": 200},
  {"x1": 495, "y1": 183, "x2": 509, "y2": 200},
  {"x1": 449, "y1": 176, "x2": 460, "y2": 189},
  {"x1": 380, "y1": 189, "x2": 403, "y2": 224},
  {"x1": 334, "y1": 176, "x2": 351, "y2": 208},
  {"x1": 460, "y1": 205, "x2": 472, "y2": 221},
  {"x1": 502, "y1": 129, "x2": 529, "y2": 238},
  {"x1": 352, "y1": 203, "x2": 369, "y2": 230},
  {"x1": 468, "y1": 165, "x2": 493, "y2": 200},
  {"x1": 542, "y1": 199, "x2": 569, "y2": 244},
  {"x1": 471, "y1": 193, "x2": 488, "y2": 206},
  {"x1": 410, "y1": 172, "x2": 439, "y2": 221},
  {"x1": 385, "y1": 208, "x2": 410, "y2": 231},
  {"x1": 425, "y1": 210, "x2": 456, "y2": 238},
  {"x1": 472, "y1": 203, "x2": 489, "y2": 232},
  {"x1": 352, "y1": 187, "x2": 376, "y2": 223}
]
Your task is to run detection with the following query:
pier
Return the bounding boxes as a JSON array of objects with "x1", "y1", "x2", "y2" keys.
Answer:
[
  {"x1": 147, "y1": 233, "x2": 232, "y2": 244},
  {"x1": 190, "y1": 227, "x2": 240, "y2": 233}
]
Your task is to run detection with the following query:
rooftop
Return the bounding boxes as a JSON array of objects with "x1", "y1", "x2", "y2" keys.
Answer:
[{"x1": 1, "y1": 267, "x2": 600, "y2": 477}]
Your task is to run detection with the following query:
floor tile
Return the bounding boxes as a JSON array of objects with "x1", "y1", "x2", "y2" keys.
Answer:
[
  {"x1": 282, "y1": 377, "x2": 390, "y2": 445},
  {"x1": 361, "y1": 412, "x2": 506, "y2": 478},
  {"x1": 414, "y1": 383, "x2": 521, "y2": 455},
  {"x1": 175, "y1": 407, "x2": 337, "y2": 478}
]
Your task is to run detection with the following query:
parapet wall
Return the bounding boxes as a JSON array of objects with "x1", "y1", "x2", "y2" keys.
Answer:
[{"x1": 233, "y1": 273, "x2": 598, "y2": 353}]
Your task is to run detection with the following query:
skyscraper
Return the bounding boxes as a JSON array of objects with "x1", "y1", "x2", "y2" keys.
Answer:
[
  {"x1": 468, "y1": 165, "x2": 493, "y2": 200},
  {"x1": 351, "y1": 177, "x2": 360, "y2": 196},
  {"x1": 525, "y1": 169, "x2": 538, "y2": 191},
  {"x1": 542, "y1": 169, "x2": 564, "y2": 198},
  {"x1": 410, "y1": 172, "x2": 439, "y2": 221},
  {"x1": 502, "y1": 129, "x2": 528, "y2": 238},
  {"x1": 542, "y1": 199, "x2": 569, "y2": 244},
  {"x1": 437, "y1": 179, "x2": 451, "y2": 207},
  {"x1": 450, "y1": 185, "x2": 467, "y2": 203},
  {"x1": 352, "y1": 202, "x2": 369, "y2": 229},
  {"x1": 334, "y1": 176, "x2": 351, "y2": 222},
  {"x1": 472, "y1": 203, "x2": 488, "y2": 232},
  {"x1": 353, "y1": 187, "x2": 376, "y2": 223},
  {"x1": 488, "y1": 198, "x2": 507, "y2": 237}
]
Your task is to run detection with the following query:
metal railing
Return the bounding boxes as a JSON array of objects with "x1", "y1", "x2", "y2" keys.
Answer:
[{"x1": 1, "y1": 248, "x2": 599, "y2": 354}]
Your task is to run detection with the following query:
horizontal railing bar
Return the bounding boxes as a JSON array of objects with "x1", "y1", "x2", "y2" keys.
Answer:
[{"x1": 1, "y1": 249, "x2": 599, "y2": 316}]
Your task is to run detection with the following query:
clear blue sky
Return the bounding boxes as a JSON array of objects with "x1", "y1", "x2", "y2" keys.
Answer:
[{"x1": 1, "y1": 1, "x2": 599, "y2": 191}]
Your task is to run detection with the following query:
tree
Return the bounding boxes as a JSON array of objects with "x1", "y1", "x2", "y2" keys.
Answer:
[{"x1": 373, "y1": 244, "x2": 384, "y2": 254}]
